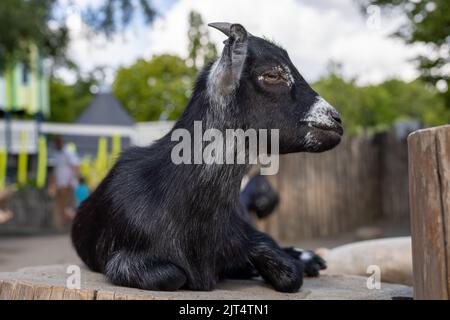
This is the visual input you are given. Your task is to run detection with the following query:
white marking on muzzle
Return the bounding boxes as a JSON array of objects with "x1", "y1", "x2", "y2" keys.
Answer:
[{"x1": 303, "y1": 97, "x2": 337, "y2": 127}]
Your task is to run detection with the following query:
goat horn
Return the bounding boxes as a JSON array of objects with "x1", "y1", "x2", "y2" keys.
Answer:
[
  {"x1": 208, "y1": 22, "x2": 252, "y2": 37},
  {"x1": 208, "y1": 22, "x2": 233, "y2": 36}
]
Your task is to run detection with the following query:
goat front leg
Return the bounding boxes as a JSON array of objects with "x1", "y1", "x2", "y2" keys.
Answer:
[{"x1": 247, "y1": 227, "x2": 303, "y2": 292}]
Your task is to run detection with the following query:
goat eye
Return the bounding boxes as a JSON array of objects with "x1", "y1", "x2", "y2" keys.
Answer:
[{"x1": 262, "y1": 72, "x2": 283, "y2": 84}]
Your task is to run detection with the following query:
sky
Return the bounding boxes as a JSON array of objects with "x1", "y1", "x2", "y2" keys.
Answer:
[{"x1": 57, "y1": 0, "x2": 425, "y2": 86}]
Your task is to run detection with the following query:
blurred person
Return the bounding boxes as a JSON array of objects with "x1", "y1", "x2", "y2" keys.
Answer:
[
  {"x1": 74, "y1": 176, "x2": 90, "y2": 208},
  {"x1": 0, "y1": 187, "x2": 13, "y2": 224},
  {"x1": 48, "y1": 137, "x2": 79, "y2": 230}
]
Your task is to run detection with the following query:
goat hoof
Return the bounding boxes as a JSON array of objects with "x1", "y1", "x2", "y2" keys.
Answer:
[
  {"x1": 283, "y1": 248, "x2": 327, "y2": 277},
  {"x1": 300, "y1": 250, "x2": 327, "y2": 277},
  {"x1": 273, "y1": 272, "x2": 303, "y2": 293}
]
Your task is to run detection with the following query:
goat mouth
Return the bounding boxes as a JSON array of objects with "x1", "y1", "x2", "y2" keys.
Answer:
[{"x1": 309, "y1": 122, "x2": 344, "y2": 136}]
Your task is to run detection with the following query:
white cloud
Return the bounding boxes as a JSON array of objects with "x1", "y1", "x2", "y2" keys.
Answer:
[
  {"x1": 55, "y1": 0, "x2": 152, "y2": 84},
  {"x1": 63, "y1": 23, "x2": 151, "y2": 84},
  {"x1": 61, "y1": 0, "x2": 425, "y2": 85}
]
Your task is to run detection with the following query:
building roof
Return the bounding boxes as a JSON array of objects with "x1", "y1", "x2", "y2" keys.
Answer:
[
  {"x1": 76, "y1": 93, "x2": 134, "y2": 126},
  {"x1": 64, "y1": 93, "x2": 134, "y2": 157}
]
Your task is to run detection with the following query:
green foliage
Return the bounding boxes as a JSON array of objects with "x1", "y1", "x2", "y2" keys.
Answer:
[
  {"x1": 49, "y1": 76, "x2": 95, "y2": 122},
  {"x1": 187, "y1": 10, "x2": 218, "y2": 70},
  {"x1": 113, "y1": 55, "x2": 195, "y2": 121},
  {"x1": 313, "y1": 72, "x2": 448, "y2": 135},
  {"x1": 0, "y1": 0, "x2": 156, "y2": 71},
  {"x1": 362, "y1": 0, "x2": 449, "y2": 45},
  {"x1": 112, "y1": 11, "x2": 217, "y2": 122},
  {"x1": 0, "y1": 0, "x2": 68, "y2": 70},
  {"x1": 360, "y1": 0, "x2": 450, "y2": 106}
]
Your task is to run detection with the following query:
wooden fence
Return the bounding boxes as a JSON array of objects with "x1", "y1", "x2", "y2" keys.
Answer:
[{"x1": 256, "y1": 129, "x2": 411, "y2": 241}]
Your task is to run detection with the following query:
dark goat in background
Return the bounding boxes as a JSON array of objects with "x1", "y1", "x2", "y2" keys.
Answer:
[
  {"x1": 240, "y1": 174, "x2": 280, "y2": 220},
  {"x1": 72, "y1": 22, "x2": 343, "y2": 292}
]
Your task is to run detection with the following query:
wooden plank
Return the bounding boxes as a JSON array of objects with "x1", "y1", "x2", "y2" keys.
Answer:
[
  {"x1": 436, "y1": 127, "x2": 450, "y2": 294},
  {"x1": 0, "y1": 280, "x2": 17, "y2": 300},
  {"x1": 113, "y1": 292, "x2": 132, "y2": 300},
  {"x1": 12, "y1": 282, "x2": 35, "y2": 300},
  {"x1": 49, "y1": 286, "x2": 65, "y2": 300},
  {"x1": 32, "y1": 284, "x2": 53, "y2": 300},
  {"x1": 63, "y1": 288, "x2": 95, "y2": 300},
  {"x1": 96, "y1": 290, "x2": 115, "y2": 300},
  {"x1": 408, "y1": 126, "x2": 449, "y2": 299},
  {"x1": 115, "y1": 293, "x2": 156, "y2": 300},
  {"x1": 380, "y1": 130, "x2": 410, "y2": 222},
  {"x1": 0, "y1": 264, "x2": 413, "y2": 300}
]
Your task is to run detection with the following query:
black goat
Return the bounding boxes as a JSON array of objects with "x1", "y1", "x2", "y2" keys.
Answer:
[
  {"x1": 72, "y1": 22, "x2": 343, "y2": 292},
  {"x1": 240, "y1": 174, "x2": 280, "y2": 220}
]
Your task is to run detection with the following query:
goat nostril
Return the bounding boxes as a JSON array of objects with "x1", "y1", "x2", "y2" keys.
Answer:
[
  {"x1": 329, "y1": 109, "x2": 342, "y2": 124},
  {"x1": 334, "y1": 115, "x2": 342, "y2": 124}
]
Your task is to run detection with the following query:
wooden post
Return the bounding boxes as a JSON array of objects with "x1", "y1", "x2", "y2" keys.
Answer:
[{"x1": 408, "y1": 125, "x2": 450, "y2": 299}]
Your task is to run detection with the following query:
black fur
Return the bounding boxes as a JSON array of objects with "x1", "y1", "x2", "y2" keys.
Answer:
[
  {"x1": 240, "y1": 174, "x2": 279, "y2": 219},
  {"x1": 72, "y1": 23, "x2": 342, "y2": 292}
]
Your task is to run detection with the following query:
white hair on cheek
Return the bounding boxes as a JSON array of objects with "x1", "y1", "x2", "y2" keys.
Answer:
[{"x1": 207, "y1": 60, "x2": 234, "y2": 111}]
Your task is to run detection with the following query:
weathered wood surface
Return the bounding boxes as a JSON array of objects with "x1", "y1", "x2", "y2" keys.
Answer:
[
  {"x1": 0, "y1": 264, "x2": 412, "y2": 300},
  {"x1": 408, "y1": 125, "x2": 450, "y2": 300}
]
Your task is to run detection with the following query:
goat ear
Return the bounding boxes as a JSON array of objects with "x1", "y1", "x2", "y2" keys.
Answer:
[{"x1": 208, "y1": 23, "x2": 248, "y2": 99}]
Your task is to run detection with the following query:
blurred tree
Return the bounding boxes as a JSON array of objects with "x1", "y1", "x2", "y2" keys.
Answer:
[
  {"x1": 0, "y1": 0, "x2": 156, "y2": 70},
  {"x1": 0, "y1": 0, "x2": 68, "y2": 70},
  {"x1": 378, "y1": 79, "x2": 449, "y2": 126},
  {"x1": 187, "y1": 10, "x2": 218, "y2": 70},
  {"x1": 49, "y1": 75, "x2": 97, "y2": 123},
  {"x1": 112, "y1": 11, "x2": 217, "y2": 122},
  {"x1": 360, "y1": 0, "x2": 450, "y2": 106},
  {"x1": 113, "y1": 55, "x2": 195, "y2": 121},
  {"x1": 313, "y1": 72, "x2": 447, "y2": 134}
]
